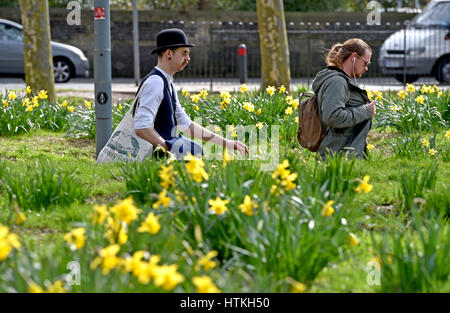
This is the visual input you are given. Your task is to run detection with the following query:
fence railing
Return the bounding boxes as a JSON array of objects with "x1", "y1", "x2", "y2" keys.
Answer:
[{"x1": 171, "y1": 21, "x2": 450, "y2": 88}]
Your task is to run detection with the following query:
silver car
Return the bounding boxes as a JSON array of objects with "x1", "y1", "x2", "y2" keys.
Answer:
[
  {"x1": 378, "y1": 0, "x2": 450, "y2": 84},
  {"x1": 0, "y1": 18, "x2": 89, "y2": 83}
]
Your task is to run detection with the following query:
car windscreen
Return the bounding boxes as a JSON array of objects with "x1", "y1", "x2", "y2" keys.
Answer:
[{"x1": 412, "y1": 1, "x2": 450, "y2": 27}]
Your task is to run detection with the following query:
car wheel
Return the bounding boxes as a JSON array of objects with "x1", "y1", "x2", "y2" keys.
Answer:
[
  {"x1": 434, "y1": 56, "x2": 450, "y2": 83},
  {"x1": 53, "y1": 58, "x2": 73, "y2": 83},
  {"x1": 394, "y1": 74, "x2": 420, "y2": 84}
]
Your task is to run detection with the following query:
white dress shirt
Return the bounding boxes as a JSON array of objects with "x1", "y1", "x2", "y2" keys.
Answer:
[{"x1": 134, "y1": 66, "x2": 191, "y2": 130}]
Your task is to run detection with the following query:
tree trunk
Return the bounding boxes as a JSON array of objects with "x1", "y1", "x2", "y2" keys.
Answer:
[
  {"x1": 18, "y1": 0, "x2": 55, "y2": 103},
  {"x1": 256, "y1": 0, "x2": 291, "y2": 91}
]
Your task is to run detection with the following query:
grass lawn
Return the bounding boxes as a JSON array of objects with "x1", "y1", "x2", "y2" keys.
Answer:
[{"x1": 0, "y1": 85, "x2": 449, "y2": 293}]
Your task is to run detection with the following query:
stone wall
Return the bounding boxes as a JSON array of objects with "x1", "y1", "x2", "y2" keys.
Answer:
[{"x1": 0, "y1": 8, "x2": 417, "y2": 78}]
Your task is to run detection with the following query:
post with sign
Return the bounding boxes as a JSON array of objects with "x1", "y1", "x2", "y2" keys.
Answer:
[{"x1": 94, "y1": 0, "x2": 112, "y2": 158}]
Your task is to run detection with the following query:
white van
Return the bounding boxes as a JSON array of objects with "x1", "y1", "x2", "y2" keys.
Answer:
[{"x1": 378, "y1": 0, "x2": 450, "y2": 83}]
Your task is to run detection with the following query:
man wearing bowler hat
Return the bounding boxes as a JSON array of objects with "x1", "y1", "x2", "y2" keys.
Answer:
[{"x1": 134, "y1": 28, "x2": 248, "y2": 158}]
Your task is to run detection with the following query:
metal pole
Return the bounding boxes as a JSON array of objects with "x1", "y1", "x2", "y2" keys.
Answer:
[
  {"x1": 132, "y1": 0, "x2": 140, "y2": 86},
  {"x1": 403, "y1": 22, "x2": 407, "y2": 87},
  {"x1": 209, "y1": 29, "x2": 213, "y2": 92},
  {"x1": 94, "y1": 0, "x2": 112, "y2": 158},
  {"x1": 239, "y1": 44, "x2": 247, "y2": 84},
  {"x1": 307, "y1": 38, "x2": 312, "y2": 88}
]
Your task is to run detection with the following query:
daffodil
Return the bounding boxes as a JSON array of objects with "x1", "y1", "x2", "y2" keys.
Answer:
[
  {"x1": 239, "y1": 84, "x2": 247, "y2": 93},
  {"x1": 159, "y1": 164, "x2": 175, "y2": 190},
  {"x1": 60, "y1": 100, "x2": 68, "y2": 107},
  {"x1": 222, "y1": 149, "x2": 232, "y2": 168},
  {"x1": 220, "y1": 97, "x2": 230, "y2": 109},
  {"x1": 266, "y1": 86, "x2": 275, "y2": 96},
  {"x1": 243, "y1": 102, "x2": 255, "y2": 112},
  {"x1": 291, "y1": 99, "x2": 299, "y2": 109},
  {"x1": 428, "y1": 148, "x2": 437, "y2": 156},
  {"x1": 109, "y1": 196, "x2": 141, "y2": 225},
  {"x1": 199, "y1": 89, "x2": 208, "y2": 99},
  {"x1": 22, "y1": 98, "x2": 31, "y2": 107},
  {"x1": 373, "y1": 90, "x2": 382, "y2": 101},
  {"x1": 367, "y1": 144, "x2": 374, "y2": 151},
  {"x1": 0, "y1": 224, "x2": 21, "y2": 261},
  {"x1": 27, "y1": 282, "x2": 44, "y2": 293},
  {"x1": 257, "y1": 108, "x2": 262, "y2": 116},
  {"x1": 152, "y1": 264, "x2": 184, "y2": 291},
  {"x1": 63, "y1": 227, "x2": 87, "y2": 250},
  {"x1": 415, "y1": 95, "x2": 425, "y2": 104},
  {"x1": 184, "y1": 153, "x2": 209, "y2": 183},
  {"x1": 196, "y1": 251, "x2": 218, "y2": 272},
  {"x1": 90, "y1": 244, "x2": 122, "y2": 275},
  {"x1": 321, "y1": 200, "x2": 335, "y2": 217},
  {"x1": 7, "y1": 91, "x2": 16, "y2": 100},
  {"x1": 84, "y1": 100, "x2": 91, "y2": 109},
  {"x1": 421, "y1": 138, "x2": 430, "y2": 147},
  {"x1": 406, "y1": 83, "x2": 415, "y2": 93},
  {"x1": 445, "y1": 130, "x2": 450, "y2": 139},
  {"x1": 192, "y1": 276, "x2": 221, "y2": 293},
  {"x1": 15, "y1": 212, "x2": 26, "y2": 225},
  {"x1": 67, "y1": 106, "x2": 75, "y2": 112},
  {"x1": 278, "y1": 85, "x2": 286, "y2": 93},
  {"x1": 355, "y1": 175, "x2": 373, "y2": 193},
  {"x1": 47, "y1": 281, "x2": 66, "y2": 293},
  {"x1": 152, "y1": 189, "x2": 171, "y2": 209},
  {"x1": 38, "y1": 90, "x2": 48, "y2": 99},
  {"x1": 349, "y1": 233, "x2": 360, "y2": 246},
  {"x1": 2, "y1": 99, "x2": 9, "y2": 108},
  {"x1": 256, "y1": 122, "x2": 263, "y2": 129},
  {"x1": 285, "y1": 107, "x2": 293, "y2": 115},
  {"x1": 289, "y1": 279, "x2": 307, "y2": 293},
  {"x1": 190, "y1": 94, "x2": 200, "y2": 103},
  {"x1": 239, "y1": 195, "x2": 257, "y2": 216},
  {"x1": 208, "y1": 196, "x2": 230, "y2": 215},
  {"x1": 25, "y1": 86, "x2": 31, "y2": 94},
  {"x1": 104, "y1": 217, "x2": 128, "y2": 245},
  {"x1": 181, "y1": 89, "x2": 190, "y2": 97},
  {"x1": 220, "y1": 91, "x2": 231, "y2": 99},
  {"x1": 92, "y1": 204, "x2": 109, "y2": 225},
  {"x1": 397, "y1": 90, "x2": 407, "y2": 99},
  {"x1": 138, "y1": 212, "x2": 161, "y2": 235}
]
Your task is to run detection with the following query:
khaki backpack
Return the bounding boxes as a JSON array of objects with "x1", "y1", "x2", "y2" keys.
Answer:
[{"x1": 297, "y1": 90, "x2": 350, "y2": 152}]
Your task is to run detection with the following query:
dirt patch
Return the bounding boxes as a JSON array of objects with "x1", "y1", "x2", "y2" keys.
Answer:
[
  {"x1": 67, "y1": 137, "x2": 95, "y2": 149},
  {"x1": 12, "y1": 226, "x2": 61, "y2": 237},
  {"x1": 368, "y1": 129, "x2": 398, "y2": 142}
]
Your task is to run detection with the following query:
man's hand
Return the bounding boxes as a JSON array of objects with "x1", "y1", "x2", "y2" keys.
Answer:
[{"x1": 226, "y1": 139, "x2": 249, "y2": 156}]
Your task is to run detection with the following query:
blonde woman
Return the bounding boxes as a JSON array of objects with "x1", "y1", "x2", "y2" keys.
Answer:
[{"x1": 312, "y1": 38, "x2": 377, "y2": 159}]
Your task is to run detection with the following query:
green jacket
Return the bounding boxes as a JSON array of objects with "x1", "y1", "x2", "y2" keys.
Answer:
[{"x1": 312, "y1": 66, "x2": 373, "y2": 159}]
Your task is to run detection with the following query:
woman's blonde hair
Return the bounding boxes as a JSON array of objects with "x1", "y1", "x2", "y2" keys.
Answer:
[{"x1": 325, "y1": 38, "x2": 372, "y2": 67}]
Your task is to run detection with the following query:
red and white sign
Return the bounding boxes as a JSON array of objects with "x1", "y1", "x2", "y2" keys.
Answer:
[{"x1": 94, "y1": 7, "x2": 105, "y2": 20}]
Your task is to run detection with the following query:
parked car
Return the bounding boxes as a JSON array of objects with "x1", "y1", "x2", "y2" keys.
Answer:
[
  {"x1": 378, "y1": 0, "x2": 450, "y2": 83},
  {"x1": 0, "y1": 18, "x2": 89, "y2": 83}
]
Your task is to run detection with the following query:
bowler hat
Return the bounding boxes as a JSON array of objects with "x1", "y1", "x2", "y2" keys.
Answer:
[{"x1": 151, "y1": 28, "x2": 195, "y2": 55}]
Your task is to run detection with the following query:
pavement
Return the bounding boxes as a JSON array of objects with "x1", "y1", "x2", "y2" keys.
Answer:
[{"x1": 1, "y1": 77, "x2": 447, "y2": 103}]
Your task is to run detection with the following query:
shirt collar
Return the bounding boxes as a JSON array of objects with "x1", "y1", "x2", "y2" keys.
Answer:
[{"x1": 155, "y1": 66, "x2": 174, "y2": 85}]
